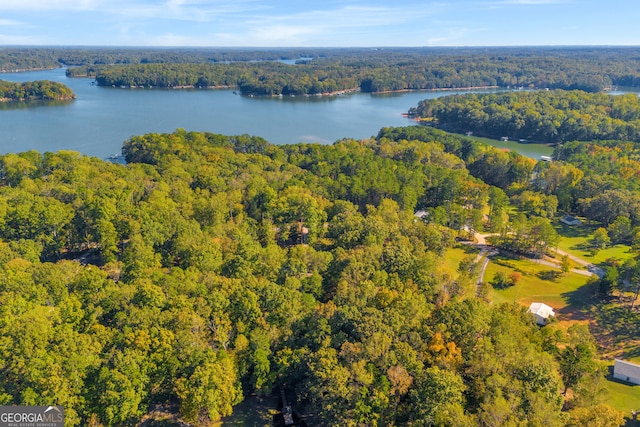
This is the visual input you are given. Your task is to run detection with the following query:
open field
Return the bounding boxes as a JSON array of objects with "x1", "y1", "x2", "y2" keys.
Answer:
[
  {"x1": 442, "y1": 246, "x2": 476, "y2": 275},
  {"x1": 443, "y1": 245, "x2": 481, "y2": 298},
  {"x1": 554, "y1": 221, "x2": 635, "y2": 266},
  {"x1": 604, "y1": 375, "x2": 640, "y2": 424},
  {"x1": 486, "y1": 252, "x2": 591, "y2": 312}
]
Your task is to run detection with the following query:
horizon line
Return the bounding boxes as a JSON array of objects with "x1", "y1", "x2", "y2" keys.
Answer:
[{"x1": 2, "y1": 44, "x2": 640, "y2": 49}]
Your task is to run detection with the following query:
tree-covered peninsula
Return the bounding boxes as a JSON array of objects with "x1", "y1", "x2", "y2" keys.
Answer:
[
  {"x1": 409, "y1": 90, "x2": 640, "y2": 143},
  {"x1": 0, "y1": 79, "x2": 75, "y2": 102},
  {"x1": 0, "y1": 127, "x2": 628, "y2": 426},
  {"x1": 58, "y1": 46, "x2": 640, "y2": 95},
  {"x1": 6, "y1": 46, "x2": 640, "y2": 96}
]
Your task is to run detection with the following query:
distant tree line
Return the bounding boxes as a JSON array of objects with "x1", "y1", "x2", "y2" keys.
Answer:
[
  {"x1": 41, "y1": 46, "x2": 640, "y2": 95},
  {"x1": 68, "y1": 62, "x2": 359, "y2": 95},
  {"x1": 0, "y1": 46, "x2": 328, "y2": 72},
  {"x1": 0, "y1": 79, "x2": 75, "y2": 102},
  {"x1": 410, "y1": 90, "x2": 640, "y2": 142}
]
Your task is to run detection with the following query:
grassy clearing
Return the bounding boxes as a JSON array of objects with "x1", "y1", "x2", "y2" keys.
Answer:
[
  {"x1": 442, "y1": 246, "x2": 476, "y2": 274},
  {"x1": 485, "y1": 253, "x2": 591, "y2": 314},
  {"x1": 483, "y1": 250, "x2": 640, "y2": 421},
  {"x1": 554, "y1": 222, "x2": 634, "y2": 266},
  {"x1": 603, "y1": 375, "x2": 640, "y2": 417},
  {"x1": 482, "y1": 225, "x2": 640, "y2": 421},
  {"x1": 443, "y1": 245, "x2": 481, "y2": 298},
  {"x1": 590, "y1": 302, "x2": 640, "y2": 360},
  {"x1": 466, "y1": 135, "x2": 555, "y2": 158}
]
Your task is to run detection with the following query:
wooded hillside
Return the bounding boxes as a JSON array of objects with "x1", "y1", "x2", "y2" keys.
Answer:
[{"x1": 0, "y1": 128, "x2": 624, "y2": 425}]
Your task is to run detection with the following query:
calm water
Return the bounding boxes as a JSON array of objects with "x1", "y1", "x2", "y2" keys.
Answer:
[{"x1": 0, "y1": 68, "x2": 555, "y2": 159}]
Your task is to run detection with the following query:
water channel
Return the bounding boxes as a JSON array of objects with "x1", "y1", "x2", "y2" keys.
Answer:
[{"x1": 0, "y1": 68, "x2": 571, "y2": 159}]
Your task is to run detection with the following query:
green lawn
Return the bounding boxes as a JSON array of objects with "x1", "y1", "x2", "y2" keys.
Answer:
[
  {"x1": 443, "y1": 246, "x2": 480, "y2": 273},
  {"x1": 486, "y1": 253, "x2": 591, "y2": 313},
  {"x1": 466, "y1": 135, "x2": 555, "y2": 159},
  {"x1": 482, "y1": 226, "x2": 640, "y2": 422},
  {"x1": 554, "y1": 222, "x2": 634, "y2": 266},
  {"x1": 604, "y1": 374, "x2": 640, "y2": 418},
  {"x1": 443, "y1": 245, "x2": 481, "y2": 298}
]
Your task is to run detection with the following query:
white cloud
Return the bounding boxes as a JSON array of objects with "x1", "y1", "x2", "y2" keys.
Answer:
[
  {"x1": 272, "y1": 5, "x2": 432, "y2": 28},
  {"x1": 0, "y1": 0, "x2": 261, "y2": 17},
  {"x1": 0, "y1": 33, "x2": 41, "y2": 43},
  {"x1": 0, "y1": 0, "x2": 100, "y2": 11},
  {"x1": 0, "y1": 19, "x2": 21, "y2": 25},
  {"x1": 146, "y1": 32, "x2": 197, "y2": 46},
  {"x1": 217, "y1": 4, "x2": 440, "y2": 45},
  {"x1": 104, "y1": 0, "x2": 267, "y2": 23},
  {"x1": 495, "y1": 0, "x2": 570, "y2": 4},
  {"x1": 425, "y1": 26, "x2": 483, "y2": 46}
]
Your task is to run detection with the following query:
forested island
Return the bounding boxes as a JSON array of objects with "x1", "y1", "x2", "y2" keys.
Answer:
[
  {"x1": 0, "y1": 123, "x2": 637, "y2": 426},
  {"x1": 0, "y1": 79, "x2": 75, "y2": 102},
  {"x1": 409, "y1": 90, "x2": 640, "y2": 143}
]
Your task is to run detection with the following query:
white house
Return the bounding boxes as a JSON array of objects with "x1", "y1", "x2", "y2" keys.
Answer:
[
  {"x1": 613, "y1": 359, "x2": 640, "y2": 385},
  {"x1": 414, "y1": 210, "x2": 429, "y2": 220},
  {"x1": 528, "y1": 302, "x2": 555, "y2": 326}
]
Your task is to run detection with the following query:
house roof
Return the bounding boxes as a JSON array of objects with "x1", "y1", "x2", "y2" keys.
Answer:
[
  {"x1": 560, "y1": 215, "x2": 581, "y2": 226},
  {"x1": 414, "y1": 210, "x2": 429, "y2": 219},
  {"x1": 614, "y1": 359, "x2": 640, "y2": 379},
  {"x1": 528, "y1": 302, "x2": 555, "y2": 319}
]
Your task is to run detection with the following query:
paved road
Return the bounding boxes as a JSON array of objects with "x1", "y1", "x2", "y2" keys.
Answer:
[
  {"x1": 475, "y1": 247, "x2": 498, "y2": 296},
  {"x1": 531, "y1": 256, "x2": 596, "y2": 277},
  {"x1": 474, "y1": 246, "x2": 498, "y2": 284},
  {"x1": 552, "y1": 247, "x2": 605, "y2": 278},
  {"x1": 464, "y1": 232, "x2": 604, "y2": 290}
]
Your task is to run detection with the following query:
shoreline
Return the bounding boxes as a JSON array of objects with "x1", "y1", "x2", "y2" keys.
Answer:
[
  {"x1": 374, "y1": 85, "x2": 501, "y2": 95},
  {"x1": 0, "y1": 95, "x2": 76, "y2": 103},
  {"x1": 0, "y1": 66, "x2": 61, "y2": 73},
  {"x1": 89, "y1": 83, "x2": 504, "y2": 97}
]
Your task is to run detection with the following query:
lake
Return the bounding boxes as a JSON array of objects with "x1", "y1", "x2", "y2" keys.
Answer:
[{"x1": 0, "y1": 68, "x2": 555, "y2": 159}]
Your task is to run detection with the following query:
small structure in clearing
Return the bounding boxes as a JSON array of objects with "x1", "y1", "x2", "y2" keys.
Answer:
[
  {"x1": 414, "y1": 210, "x2": 429, "y2": 220},
  {"x1": 613, "y1": 359, "x2": 640, "y2": 385},
  {"x1": 528, "y1": 302, "x2": 555, "y2": 326},
  {"x1": 560, "y1": 215, "x2": 582, "y2": 226}
]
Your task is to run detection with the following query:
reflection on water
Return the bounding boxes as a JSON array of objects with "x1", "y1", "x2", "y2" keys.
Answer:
[{"x1": 0, "y1": 99, "x2": 74, "y2": 111}]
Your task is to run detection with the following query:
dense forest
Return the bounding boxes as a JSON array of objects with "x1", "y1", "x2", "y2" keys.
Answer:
[
  {"x1": 3, "y1": 46, "x2": 639, "y2": 95},
  {"x1": 0, "y1": 47, "x2": 327, "y2": 71},
  {"x1": 0, "y1": 79, "x2": 75, "y2": 102},
  {"x1": 0, "y1": 127, "x2": 628, "y2": 426},
  {"x1": 409, "y1": 90, "x2": 640, "y2": 143},
  {"x1": 3, "y1": 46, "x2": 640, "y2": 426},
  {"x1": 65, "y1": 47, "x2": 640, "y2": 95},
  {"x1": 0, "y1": 47, "x2": 640, "y2": 95}
]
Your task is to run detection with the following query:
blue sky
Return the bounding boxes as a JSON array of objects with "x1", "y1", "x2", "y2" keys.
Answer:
[{"x1": 0, "y1": 0, "x2": 637, "y2": 47}]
